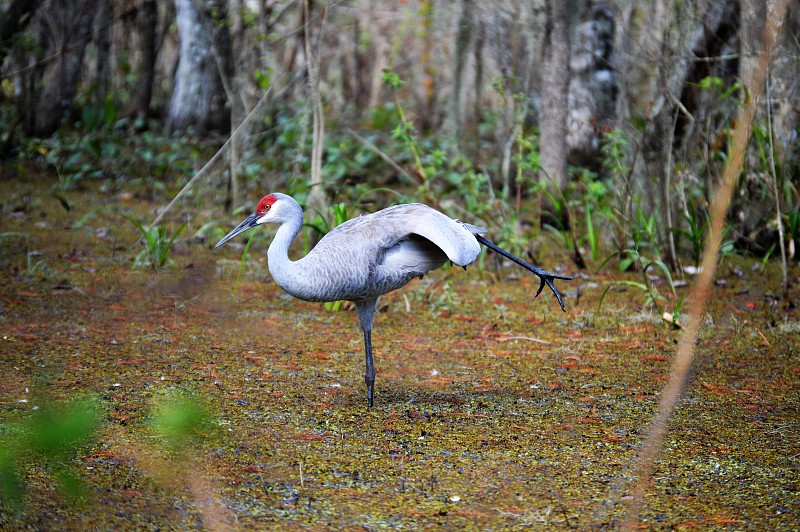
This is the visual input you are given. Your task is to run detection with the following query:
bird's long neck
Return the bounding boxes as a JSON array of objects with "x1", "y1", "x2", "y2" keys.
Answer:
[{"x1": 266, "y1": 206, "x2": 305, "y2": 297}]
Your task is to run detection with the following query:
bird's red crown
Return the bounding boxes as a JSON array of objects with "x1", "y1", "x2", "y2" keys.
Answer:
[{"x1": 256, "y1": 194, "x2": 278, "y2": 215}]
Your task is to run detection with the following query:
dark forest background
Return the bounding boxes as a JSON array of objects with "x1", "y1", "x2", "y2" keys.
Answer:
[{"x1": 1, "y1": 0, "x2": 798, "y2": 274}]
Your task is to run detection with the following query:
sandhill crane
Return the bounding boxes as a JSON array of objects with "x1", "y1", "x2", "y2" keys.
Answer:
[{"x1": 216, "y1": 193, "x2": 571, "y2": 407}]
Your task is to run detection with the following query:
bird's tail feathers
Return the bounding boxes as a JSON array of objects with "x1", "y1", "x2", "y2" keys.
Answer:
[{"x1": 461, "y1": 222, "x2": 487, "y2": 235}]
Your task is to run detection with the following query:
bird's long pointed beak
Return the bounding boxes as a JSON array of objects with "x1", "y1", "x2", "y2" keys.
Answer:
[{"x1": 215, "y1": 213, "x2": 260, "y2": 248}]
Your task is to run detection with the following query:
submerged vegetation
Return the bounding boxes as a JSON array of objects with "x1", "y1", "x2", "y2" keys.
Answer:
[{"x1": 0, "y1": 167, "x2": 798, "y2": 528}]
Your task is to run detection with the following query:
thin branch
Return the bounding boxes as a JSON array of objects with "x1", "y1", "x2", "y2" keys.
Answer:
[
  {"x1": 494, "y1": 335, "x2": 552, "y2": 345},
  {"x1": 303, "y1": 0, "x2": 328, "y2": 215},
  {"x1": 765, "y1": 73, "x2": 790, "y2": 301},
  {"x1": 687, "y1": 52, "x2": 740, "y2": 62},
  {"x1": 347, "y1": 128, "x2": 417, "y2": 185},
  {"x1": 196, "y1": 0, "x2": 247, "y2": 213},
  {"x1": 667, "y1": 90, "x2": 695, "y2": 123},
  {"x1": 151, "y1": 81, "x2": 275, "y2": 227},
  {"x1": 664, "y1": 107, "x2": 680, "y2": 272}
]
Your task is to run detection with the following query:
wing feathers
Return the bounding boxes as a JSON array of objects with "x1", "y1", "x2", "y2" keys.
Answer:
[
  {"x1": 380, "y1": 235, "x2": 449, "y2": 273},
  {"x1": 383, "y1": 204, "x2": 482, "y2": 266}
]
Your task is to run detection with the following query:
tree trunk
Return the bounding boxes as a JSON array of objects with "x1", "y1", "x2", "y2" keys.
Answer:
[
  {"x1": 168, "y1": 0, "x2": 228, "y2": 133},
  {"x1": 449, "y1": 0, "x2": 475, "y2": 147},
  {"x1": 0, "y1": 0, "x2": 39, "y2": 67},
  {"x1": 418, "y1": 0, "x2": 436, "y2": 133},
  {"x1": 566, "y1": 1, "x2": 616, "y2": 169},
  {"x1": 472, "y1": 17, "x2": 485, "y2": 131},
  {"x1": 26, "y1": 0, "x2": 97, "y2": 136},
  {"x1": 130, "y1": 0, "x2": 158, "y2": 121},
  {"x1": 539, "y1": 0, "x2": 573, "y2": 189},
  {"x1": 740, "y1": 0, "x2": 766, "y2": 81},
  {"x1": 91, "y1": 0, "x2": 112, "y2": 110},
  {"x1": 0, "y1": 0, "x2": 39, "y2": 152},
  {"x1": 339, "y1": 3, "x2": 374, "y2": 116},
  {"x1": 303, "y1": 0, "x2": 327, "y2": 221},
  {"x1": 769, "y1": 0, "x2": 800, "y2": 166}
]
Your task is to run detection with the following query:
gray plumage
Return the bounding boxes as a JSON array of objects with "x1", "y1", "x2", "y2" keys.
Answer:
[{"x1": 216, "y1": 192, "x2": 571, "y2": 407}]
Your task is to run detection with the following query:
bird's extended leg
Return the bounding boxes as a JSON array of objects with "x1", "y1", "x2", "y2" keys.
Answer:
[{"x1": 475, "y1": 235, "x2": 572, "y2": 311}]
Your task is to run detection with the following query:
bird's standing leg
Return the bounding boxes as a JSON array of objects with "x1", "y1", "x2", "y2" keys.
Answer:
[
  {"x1": 363, "y1": 330, "x2": 375, "y2": 407},
  {"x1": 355, "y1": 299, "x2": 378, "y2": 407}
]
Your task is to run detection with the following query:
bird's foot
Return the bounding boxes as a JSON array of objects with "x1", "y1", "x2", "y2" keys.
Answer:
[
  {"x1": 533, "y1": 270, "x2": 573, "y2": 312},
  {"x1": 365, "y1": 378, "x2": 375, "y2": 408},
  {"x1": 475, "y1": 235, "x2": 572, "y2": 311}
]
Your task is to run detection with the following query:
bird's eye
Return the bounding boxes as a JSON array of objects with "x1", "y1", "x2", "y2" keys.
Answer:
[{"x1": 257, "y1": 194, "x2": 277, "y2": 214}]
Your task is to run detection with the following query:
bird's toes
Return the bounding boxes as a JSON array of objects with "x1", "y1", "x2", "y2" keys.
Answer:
[
  {"x1": 534, "y1": 273, "x2": 568, "y2": 312},
  {"x1": 535, "y1": 277, "x2": 546, "y2": 298}
]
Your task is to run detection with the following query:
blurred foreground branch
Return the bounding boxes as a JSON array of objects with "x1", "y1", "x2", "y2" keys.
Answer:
[{"x1": 621, "y1": 0, "x2": 790, "y2": 528}]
